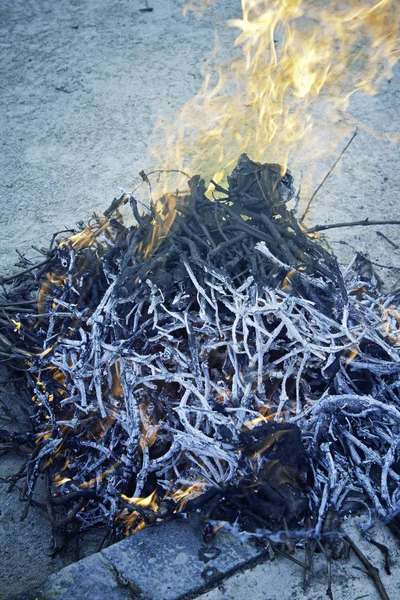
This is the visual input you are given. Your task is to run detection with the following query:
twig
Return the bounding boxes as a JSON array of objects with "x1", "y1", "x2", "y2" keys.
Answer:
[
  {"x1": 343, "y1": 535, "x2": 390, "y2": 600},
  {"x1": 273, "y1": 546, "x2": 310, "y2": 570},
  {"x1": 307, "y1": 219, "x2": 400, "y2": 234},
  {"x1": 145, "y1": 168, "x2": 191, "y2": 179},
  {"x1": 316, "y1": 539, "x2": 334, "y2": 600},
  {"x1": 300, "y1": 128, "x2": 358, "y2": 223},
  {"x1": 376, "y1": 231, "x2": 400, "y2": 250},
  {"x1": 49, "y1": 229, "x2": 76, "y2": 251},
  {"x1": 363, "y1": 534, "x2": 391, "y2": 576},
  {"x1": 0, "y1": 258, "x2": 51, "y2": 285}
]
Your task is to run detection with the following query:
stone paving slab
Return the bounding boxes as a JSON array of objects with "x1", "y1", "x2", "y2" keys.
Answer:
[
  {"x1": 42, "y1": 517, "x2": 400, "y2": 600},
  {"x1": 41, "y1": 516, "x2": 267, "y2": 600},
  {"x1": 42, "y1": 552, "x2": 132, "y2": 600}
]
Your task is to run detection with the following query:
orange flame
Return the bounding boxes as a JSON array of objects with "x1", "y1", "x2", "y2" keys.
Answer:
[
  {"x1": 110, "y1": 361, "x2": 124, "y2": 400},
  {"x1": 118, "y1": 509, "x2": 146, "y2": 536},
  {"x1": 37, "y1": 272, "x2": 67, "y2": 314},
  {"x1": 138, "y1": 402, "x2": 160, "y2": 450},
  {"x1": 380, "y1": 304, "x2": 400, "y2": 346},
  {"x1": 345, "y1": 344, "x2": 360, "y2": 366},
  {"x1": 54, "y1": 475, "x2": 72, "y2": 487}
]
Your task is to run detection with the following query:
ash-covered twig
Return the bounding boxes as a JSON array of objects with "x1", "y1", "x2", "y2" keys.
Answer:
[{"x1": 0, "y1": 154, "x2": 399, "y2": 549}]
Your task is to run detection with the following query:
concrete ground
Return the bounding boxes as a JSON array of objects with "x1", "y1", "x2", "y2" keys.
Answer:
[
  {"x1": 40, "y1": 515, "x2": 400, "y2": 600},
  {"x1": 0, "y1": 1, "x2": 399, "y2": 599}
]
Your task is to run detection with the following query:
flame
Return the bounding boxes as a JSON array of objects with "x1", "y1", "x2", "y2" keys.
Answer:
[
  {"x1": 281, "y1": 268, "x2": 296, "y2": 292},
  {"x1": 211, "y1": 521, "x2": 225, "y2": 534},
  {"x1": 37, "y1": 272, "x2": 67, "y2": 314},
  {"x1": 118, "y1": 509, "x2": 146, "y2": 535},
  {"x1": 11, "y1": 319, "x2": 21, "y2": 332},
  {"x1": 244, "y1": 410, "x2": 277, "y2": 429},
  {"x1": 110, "y1": 361, "x2": 124, "y2": 400},
  {"x1": 143, "y1": 193, "x2": 177, "y2": 261},
  {"x1": 58, "y1": 215, "x2": 112, "y2": 252},
  {"x1": 138, "y1": 402, "x2": 160, "y2": 450},
  {"x1": 59, "y1": 226, "x2": 97, "y2": 251},
  {"x1": 121, "y1": 490, "x2": 159, "y2": 512},
  {"x1": 170, "y1": 482, "x2": 207, "y2": 511},
  {"x1": 35, "y1": 431, "x2": 52, "y2": 444},
  {"x1": 61, "y1": 459, "x2": 70, "y2": 472},
  {"x1": 345, "y1": 344, "x2": 359, "y2": 366},
  {"x1": 47, "y1": 366, "x2": 67, "y2": 393},
  {"x1": 249, "y1": 429, "x2": 289, "y2": 458},
  {"x1": 152, "y1": 0, "x2": 399, "y2": 197},
  {"x1": 380, "y1": 304, "x2": 400, "y2": 346},
  {"x1": 54, "y1": 476, "x2": 72, "y2": 487}
]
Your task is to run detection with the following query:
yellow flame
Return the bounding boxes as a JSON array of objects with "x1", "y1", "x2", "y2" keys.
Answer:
[
  {"x1": 281, "y1": 268, "x2": 296, "y2": 292},
  {"x1": 37, "y1": 272, "x2": 67, "y2": 314},
  {"x1": 61, "y1": 459, "x2": 70, "y2": 472},
  {"x1": 133, "y1": 519, "x2": 146, "y2": 534},
  {"x1": 54, "y1": 476, "x2": 72, "y2": 486},
  {"x1": 153, "y1": 0, "x2": 399, "y2": 195},
  {"x1": 121, "y1": 490, "x2": 159, "y2": 512},
  {"x1": 11, "y1": 319, "x2": 21, "y2": 332},
  {"x1": 345, "y1": 344, "x2": 359, "y2": 366},
  {"x1": 244, "y1": 411, "x2": 277, "y2": 429},
  {"x1": 170, "y1": 482, "x2": 207, "y2": 511},
  {"x1": 249, "y1": 429, "x2": 288, "y2": 458},
  {"x1": 35, "y1": 431, "x2": 52, "y2": 444},
  {"x1": 59, "y1": 227, "x2": 95, "y2": 251}
]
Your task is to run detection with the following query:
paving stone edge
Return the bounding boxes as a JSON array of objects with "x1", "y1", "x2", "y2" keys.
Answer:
[{"x1": 40, "y1": 519, "x2": 272, "y2": 600}]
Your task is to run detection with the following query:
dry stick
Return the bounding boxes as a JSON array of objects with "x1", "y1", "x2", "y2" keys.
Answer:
[
  {"x1": 0, "y1": 258, "x2": 51, "y2": 285},
  {"x1": 0, "y1": 300, "x2": 37, "y2": 307},
  {"x1": 343, "y1": 535, "x2": 390, "y2": 600},
  {"x1": 300, "y1": 128, "x2": 358, "y2": 223},
  {"x1": 307, "y1": 219, "x2": 400, "y2": 234},
  {"x1": 145, "y1": 168, "x2": 191, "y2": 179},
  {"x1": 364, "y1": 535, "x2": 391, "y2": 576},
  {"x1": 49, "y1": 229, "x2": 76, "y2": 251},
  {"x1": 6, "y1": 467, "x2": 27, "y2": 493},
  {"x1": 376, "y1": 231, "x2": 400, "y2": 250},
  {"x1": 315, "y1": 539, "x2": 334, "y2": 600},
  {"x1": 273, "y1": 546, "x2": 310, "y2": 571}
]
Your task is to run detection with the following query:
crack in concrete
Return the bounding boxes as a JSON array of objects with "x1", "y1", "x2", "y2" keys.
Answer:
[{"x1": 100, "y1": 552, "x2": 149, "y2": 600}]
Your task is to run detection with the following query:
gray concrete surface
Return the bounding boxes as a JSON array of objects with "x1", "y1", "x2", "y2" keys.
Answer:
[
  {"x1": 200, "y1": 518, "x2": 400, "y2": 600},
  {"x1": 1, "y1": 0, "x2": 400, "y2": 599},
  {"x1": 41, "y1": 516, "x2": 400, "y2": 600},
  {"x1": 43, "y1": 516, "x2": 267, "y2": 600}
]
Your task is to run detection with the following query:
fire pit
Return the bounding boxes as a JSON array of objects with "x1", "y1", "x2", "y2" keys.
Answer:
[{"x1": 1, "y1": 155, "x2": 399, "y2": 590}]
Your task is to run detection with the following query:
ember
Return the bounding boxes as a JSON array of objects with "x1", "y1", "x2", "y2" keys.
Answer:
[{"x1": 1, "y1": 155, "x2": 399, "y2": 559}]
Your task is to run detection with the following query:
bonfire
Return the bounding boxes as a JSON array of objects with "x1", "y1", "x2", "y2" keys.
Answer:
[
  {"x1": 1, "y1": 1, "x2": 400, "y2": 598},
  {"x1": 1, "y1": 158, "x2": 399, "y2": 581}
]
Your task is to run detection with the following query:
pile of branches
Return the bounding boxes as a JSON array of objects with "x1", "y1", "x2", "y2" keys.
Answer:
[{"x1": 0, "y1": 155, "x2": 399, "y2": 553}]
